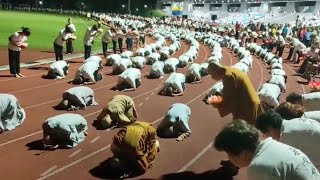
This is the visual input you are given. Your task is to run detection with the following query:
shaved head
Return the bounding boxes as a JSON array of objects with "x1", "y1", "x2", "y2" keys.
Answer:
[{"x1": 208, "y1": 62, "x2": 226, "y2": 81}]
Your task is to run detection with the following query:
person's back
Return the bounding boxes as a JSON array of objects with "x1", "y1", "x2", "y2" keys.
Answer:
[
  {"x1": 302, "y1": 92, "x2": 320, "y2": 111},
  {"x1": 223, "y1": 66, "x2": 262, "y2": 125},
  {"x1": 281, "y1": 118, "x2": 320, "y2": 168},
  {"x1": 108, "y1": 95, "x2": 133, "y2": 112},
  {"x1": 0, "y1": 94, "x2": 26, "y2": 131},
  {"x1": 167, "y1": 103, "x2": 191, "y2": 120},
  {"x1": 248, "y1": 137, "x2": 320, "y2": 180},
  {"x1": 112, "y1": 121, "x2": 157, "y2": 174}
]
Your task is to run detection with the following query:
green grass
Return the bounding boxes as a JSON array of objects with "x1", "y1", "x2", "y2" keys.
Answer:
[
  {"x1": 0, "y1": 10, "x2": 108, "y2": 52},
  {"x1": 143, "y1": 9, "x2": 166, "y2": 17}
]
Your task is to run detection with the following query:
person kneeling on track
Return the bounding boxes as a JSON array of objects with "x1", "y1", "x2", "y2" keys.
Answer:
[
  {"x1": 42, "y1": 113, "x2": 88, "y2": 149},
  {"x1": 106, "y1": 121, "x2": 160, "y2": 178},
  {"x1": 148, "y1": 61, "x2": 164, "y2": 79},
  {"x1": 157, "y1": 103, "x2": 192, "y2": 141},
  {"x1": 185, "y1": 63, "x2": 203, "y2": 84},
  {"x1": 115, "y1": 68, "x2": 141, "y2": 92},
  {"x1": 159, "y1": 72, "x2": 186, "y2": 97},
  {"x1": 45, "y1": 60, "x2": 69, "y2": 79},
  {"x1": 57, "y1": 86, "x2": 98, "y2": 110},
  {"x1": 73, "y1": 59, "x2": 103, "y2": 85},
  {"x1": 0, "y1": 93, "x2": 26, "y2": 133},
  {"x1": 95, "y1": 95, "x2": 138, "y2": 130}
]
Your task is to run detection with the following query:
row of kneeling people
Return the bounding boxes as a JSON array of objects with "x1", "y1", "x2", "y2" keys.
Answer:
[
  {"x1": 45, "y1": 54, "x2": 210, "y2": 95},
  {"x1": 0, "y1": 93, "x2": 193, "y2": 177}
]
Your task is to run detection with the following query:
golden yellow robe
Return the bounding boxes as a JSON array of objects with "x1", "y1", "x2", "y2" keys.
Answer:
[
  {"x1": 218, "y1": 66, "x2": 264, "y2": 126},
  {"x1": 97, "y1": 95, "x2": 137, "y2": 126},
  {"x1": 111, "y1": 121, "x2": 158, "y2": 174}
]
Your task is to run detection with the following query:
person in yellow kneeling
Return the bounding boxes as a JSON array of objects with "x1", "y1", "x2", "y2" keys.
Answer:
[
  {"x1": 95, "y1": 95, "x2": 138, "y2": 129},
  {"x1": 108, "y1": 121, "x2": 160, "y2": 178}
]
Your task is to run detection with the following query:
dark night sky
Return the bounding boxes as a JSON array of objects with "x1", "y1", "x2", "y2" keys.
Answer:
[{"x1": 6, "y1": 0, "x2": 157, "y2": 12}]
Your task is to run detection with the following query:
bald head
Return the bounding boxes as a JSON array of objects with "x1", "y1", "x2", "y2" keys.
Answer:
[{"x1": 208, "y1": 62, "x2": 226, "y2": 81}]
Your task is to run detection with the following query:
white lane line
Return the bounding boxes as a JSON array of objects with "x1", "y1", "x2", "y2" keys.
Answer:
[
  {"x1": 151, "y1": 92, "x2": 155, "y2": 95},
  {"x1": 68, "y1": 149, "x2": 82, "y2": 158},
  {"x1": 138, "y1": 103, "x2": 144, "y2": 107},
  {"x1": 90, "y1": 136, "x2": 100, "y2": 144},
  {"x1": 40, "y1": 166, "x2": 58, "y2": 177},
  {"x1": 37, "y1": 87, "x2": 211, "y2": 179},
  {"x1": 0, "y1": 86, "x2": 161, "y2": 148},
  {"x1": 0, "y1": 131, "x2": 42, "y2": 147},
  {"x1": 178, "y1": 142, "x2": 213, "y2": 172},
  {"x1": 37, "y1": 145, "x2": 111, "y2": 180},
  {"x1": 144, "y1": 97, "x2": 150, "y2": 101}
]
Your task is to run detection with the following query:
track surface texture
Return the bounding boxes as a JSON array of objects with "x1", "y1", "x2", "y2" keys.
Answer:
[{"x1": 0, "y1": 37, "x2": 310, "y2": 180}]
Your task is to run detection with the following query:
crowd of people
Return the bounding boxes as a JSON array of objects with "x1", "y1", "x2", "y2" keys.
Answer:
[{"x1": 2, "y1": 10, "x2": 320, "y2": 179}]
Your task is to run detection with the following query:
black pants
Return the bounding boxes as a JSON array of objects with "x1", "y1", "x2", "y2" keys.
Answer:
[
  {"x1": 8, "y1": 49, "x2": 20, "y2": 74},
  {"x1": 84, "y1": 45, "x2": 92, "y2": 59},
  {"x1": 66, "y1": 39, "x2": 73, "y2": 54},
  {"x1": 286, "y1": 47, "x2": 294, "y2": 60},
  {"x1": 102, "y1": 42, "x2": 108, "y2": 58},
  {"x1": 112, "y1": 40, "x2": 117, "y2": 54},
  {"x1": 253, "y1": 38, "x2": 257, "y2": 43},
  {"x1": 277, "y1": 45, "x2": 284, "y2": 57},
  {"x1": 54, "y1": 43, "x2": 63, "y2": 61},
  {"x1": 118, "y1": 38, "x2": 123, "y2": 53}
]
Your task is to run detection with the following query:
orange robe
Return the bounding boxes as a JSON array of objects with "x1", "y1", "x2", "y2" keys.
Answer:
[
  {"x1": 111, "y1": 121, "x2": 158, "y2": 174},
  {"x1": 218, "y1": 66, "x2": 264, "y2": 126}
]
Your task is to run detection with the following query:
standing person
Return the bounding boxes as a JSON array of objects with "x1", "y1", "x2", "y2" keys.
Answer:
[
  {"x1": 66, "y1": 18, "x2": 76, "y2": 54},
  {"x1": 54, "y1": 26, "x2": 77, "y2": 61},
  {"x1": 7, "y1": 27, "x2": 31, "y2": 78},
  {"x1": 214, "y1": 119, "x2": 320, "y2": 180},
  {"x1": 101, "y1": 27, "x2": 116, "y2": 58},
  {"x1": 117, "y1": 26, "x2": 126, "y2": 53},
  {"x1": 207, "y1": 62, "x2": 264, "y2": 126},
  {"x1": 126, "y1": 25, "x2": 133, "y2": 51},
  {"x1": 138, "y1": 27, "x2": 146, "y2": 48},
  {"x1": 83, "y1": 23, "x2": 102, "y2": 59},
  {"x1": 111, "y1": 27, "x2": 119, "y2": 54}
]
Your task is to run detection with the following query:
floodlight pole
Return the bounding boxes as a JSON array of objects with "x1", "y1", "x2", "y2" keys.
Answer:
[
  {"x1": 128, "y1": 0, "x2": 131, "y2": 15},
  {"x1": 36, "y1": 0, "x2": 37, "y2": 9}
]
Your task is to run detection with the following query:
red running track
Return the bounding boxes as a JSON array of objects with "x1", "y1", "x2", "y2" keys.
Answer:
[{"x1": 0, "y1": 39, "x2": 310, "y2": 180}]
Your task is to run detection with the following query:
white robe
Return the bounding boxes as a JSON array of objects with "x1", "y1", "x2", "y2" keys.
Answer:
[
  {"x1": 0, "y1": 94, "x2": 26, "y2": 131},
  {"x1": 280, "y1": 118, "x2": 320, "y2": 169},
  {"x1": 63, "y1": 86, "x2": 98, "y2": 110},
  {"x1": 48, "y1": 60, "x2": 68, "y2": 77},
  {"x1": 258, "y1": 83, "x2": 281, "y2": 108},
  {"x1": 42, "y1": 113, "x2": 88, "y2": 148},
  {"x1": 164, "y1": 73, "x2": 186, "y2": 93},
  {"x1": 247, "y1": 137, "x2": 320, "y2": 180},
  {"x1": 117, "y1": 68, "x2": 141, "y2": 89},
  {"x1": 302, "y1": 92, "x2": 320, "y2": 111}
]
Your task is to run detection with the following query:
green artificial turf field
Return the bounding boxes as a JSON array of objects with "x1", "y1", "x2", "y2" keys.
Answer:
[{"x1": 0, "y1": 10, "x2": 108, "y2": 52}]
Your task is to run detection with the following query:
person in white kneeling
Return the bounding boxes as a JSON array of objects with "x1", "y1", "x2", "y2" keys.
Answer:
[
  {"x1": 286, "y1": 92, "x2": 320, "y2": 111},
  {"x1": 116, "y1": 68, "x2": 141, "y2": 92},
  {"x1": 148, "y1": 61, "x2": 164, "y2": 79},
  {"x1": 267, "y1": 74, "x2": 286, "y2": 93},
  {"x1": 257, "y1": 111, "x2": 320, "y2": 170},
  {"x1": 73, "y1": 59, "x2": 103, "y2": 85},
  {"x1": 46, "y1": 60, "x2": 69, "y2": 79},
  {"x1": 186, "y1": 63, "x2": 202, "y2": 84},
  {"x1": 159, "y1": 72, "x2": 186, "y2": 97},
  {"x1": 0, "y1": 94, "x2": 26, "y2": 133},
  {"x1": 42, "y1": 113, "x2": 88, "y2": 149},
  {"x1": 157, "y1": 103, "x2": 192, "y2": 141},
  {"x1": 57, "y1": 86, "x2": 98, "y2": 110},
  {"x1": 214, "y1": 119, "x2": 320, "y2": 180},
  {"x1": 258, "y1": 83, "x2": 281, "y2": 108}
]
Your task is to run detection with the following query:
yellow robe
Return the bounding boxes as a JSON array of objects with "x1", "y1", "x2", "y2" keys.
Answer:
[
  {"x1": 218, "y1": 66, "x2": 264, "y2": 126},
  {"x1": 97, "y1": 95, "x2": 137, "y2": 126},
  {"x1": 111, "y1": 121, "x2": 158, "y2": 174}
]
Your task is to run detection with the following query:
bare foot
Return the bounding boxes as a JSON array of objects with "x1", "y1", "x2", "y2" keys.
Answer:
[
  {"x1": 14, "y1": 74, "x2": 20, "y2": 78},
  {"x1": 18, "y1": 73, "x2": 24, "y2": 77}
]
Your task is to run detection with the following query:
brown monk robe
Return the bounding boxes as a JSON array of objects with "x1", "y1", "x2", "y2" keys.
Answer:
[
  {"x1": 208, "y1": 62, "x2": 264, "y2": 126},
  {"x1": 111, "y1": 121, "x2": 159, "y2": 175}
]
